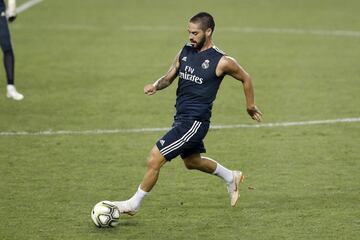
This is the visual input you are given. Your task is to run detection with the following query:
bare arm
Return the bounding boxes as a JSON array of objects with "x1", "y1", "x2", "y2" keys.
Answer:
[
  {"x1": 144, "y1": 51, "x2": 181, "y2": 95},
  {"x1": 217, "y1": 56, "x2": 262, "y2": 122}
]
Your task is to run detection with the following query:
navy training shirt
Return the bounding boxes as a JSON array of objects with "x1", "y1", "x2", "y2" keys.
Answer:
[{"x1": 175, "y1": 44, "x2": 225, "y2": 122}]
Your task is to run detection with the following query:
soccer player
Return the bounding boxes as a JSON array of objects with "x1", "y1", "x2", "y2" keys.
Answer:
[
  {"x1": 0, "y1": 0, "x2": 24, "y2": 100},
  {"x1": 114, "y1": 12, "x2": 262, "y2": 215}
]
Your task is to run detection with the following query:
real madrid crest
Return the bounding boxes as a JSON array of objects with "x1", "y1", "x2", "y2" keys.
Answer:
[{"x1": 201, "y1": 59, "x2": 210, "y2": 69}]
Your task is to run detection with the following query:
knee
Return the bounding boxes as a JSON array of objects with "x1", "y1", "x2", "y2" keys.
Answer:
[
  {"x1": 183, "y1": 159, "x2": 198, "y2": 170},
  {"x1": 146, "y1": 147, "x2": 164, "y2": 171},
  {"x1": 0, "y1": 38, "x2": 13, "y2": 53},
  {"x1": 1, "y1": 47, "x2": 13, "y2": 57}
]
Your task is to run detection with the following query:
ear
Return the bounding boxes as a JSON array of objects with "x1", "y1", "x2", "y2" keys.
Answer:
[{"x1": 205, "y1": 28, "x2": 212, "y2": 37}]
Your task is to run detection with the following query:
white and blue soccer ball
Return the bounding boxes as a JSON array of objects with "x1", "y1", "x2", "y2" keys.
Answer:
[{"x1": 91, "y1": 201, "x2": 120, "y2": 228}]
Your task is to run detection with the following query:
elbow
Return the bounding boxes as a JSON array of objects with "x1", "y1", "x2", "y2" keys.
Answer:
[
  {"x1": 246, "y1": 74, "x2": 252, "y2": 82},
  {"x1": 242, "y1": 73, "x2": 252, "y2": 84}
]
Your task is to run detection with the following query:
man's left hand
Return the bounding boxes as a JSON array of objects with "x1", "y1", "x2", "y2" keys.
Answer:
[{"x1": 247, "y1": 106, "x2": 262, "y2": 122}]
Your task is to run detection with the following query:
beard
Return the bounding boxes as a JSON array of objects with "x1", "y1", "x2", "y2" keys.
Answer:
[{"x1": 191, "y1": 35, "x2": 206, "y2": 50}]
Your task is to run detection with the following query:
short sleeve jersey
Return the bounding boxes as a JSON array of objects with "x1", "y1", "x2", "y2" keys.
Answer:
[{"x1": 175, "y1": 44, "x2": 225, "y2": 122}]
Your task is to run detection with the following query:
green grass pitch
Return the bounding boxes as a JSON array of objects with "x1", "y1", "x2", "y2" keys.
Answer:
[{"x1": 0, "y1": 0, "x2": 359, "y2": 239}]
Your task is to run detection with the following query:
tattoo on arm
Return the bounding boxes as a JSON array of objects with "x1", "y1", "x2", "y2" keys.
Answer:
[
  {"x1": 154, "y1": 60, "x2": 180, "y2": 90},
  {"x1": 154, "y1": 76, "x2": 170, "y2": 90}
]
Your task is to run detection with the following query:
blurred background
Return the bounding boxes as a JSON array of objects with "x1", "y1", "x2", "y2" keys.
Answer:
[{"x1": 0, "y1": 0, "x2": 359, "y2": 239}]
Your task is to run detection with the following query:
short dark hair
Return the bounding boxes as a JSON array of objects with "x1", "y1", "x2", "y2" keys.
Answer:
[{"x1": 189, "y1": 12, "x2": 215, "y2": 32}]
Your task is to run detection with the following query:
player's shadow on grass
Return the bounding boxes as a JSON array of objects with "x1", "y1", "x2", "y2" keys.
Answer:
[
  {"x1": 120, "y1": 219, "x2": 139, "y2": 227},
  {"x1": 88, "y1": 220, "x2": 139, "y2": 234}
]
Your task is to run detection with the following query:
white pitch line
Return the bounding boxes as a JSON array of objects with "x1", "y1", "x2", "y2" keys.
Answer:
[
  {"x1": 12, "y1": 22, "x2": 360, "y2": 38},
  {"x1": 24, "y1": 25, "x2": 360, "y2": 38},
  {"x1": 11, "y1": 1, "x2": 360, "y2": 38},
  {"x1": 17, "y1": 0, "x2": 43, "y2": 14},
  {"x1": 219, "y1": 26, "x2": 360, "y2": 38},
  {"x1": 0, "y1": 118, "x2": 359, "y2": 137},
  {"x1": 121, "y1": 25, "x2": 360, "y2": 38},
  {"x1": 210, "y1": 117, "x2": 360, "y2": 129}
]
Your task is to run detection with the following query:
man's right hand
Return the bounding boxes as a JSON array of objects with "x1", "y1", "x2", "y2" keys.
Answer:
[{"x1": 144, "y1": 84, "x2": 157, "y2": 95}]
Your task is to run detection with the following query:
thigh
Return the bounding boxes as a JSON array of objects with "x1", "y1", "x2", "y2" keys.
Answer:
[
  {"x1": 156, "y1": 120, "x2": 209, "y2": 161},
  {"x1": 180, "y1": 141, "x2": 206, "y2": 159},
  {"x1": 147, "y1": 145, "x2": 167, "y2": 169}
]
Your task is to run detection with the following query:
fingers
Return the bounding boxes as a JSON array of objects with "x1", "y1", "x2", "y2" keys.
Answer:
[
  {"x1": 255, "y1": 107, "x2": 263, "y2": 116},
  {"x1": 247, "y1": 106, "x2": 262, "y2": 122},
  {"x1": 144, "y1": 85, "x2": 156, "y2": 95},
  {"x1": 253, "y1": 108, "x2": 263, "y2": 122},
  {"x1": 145, "y1": 90, "x2": 156, "y2": 95},
  {"x1": 252, "y1": 112, "x2": 262, "y2": 122},
  {"x1": 144, "y1": 89, "x2": 154, "y2": 95}
]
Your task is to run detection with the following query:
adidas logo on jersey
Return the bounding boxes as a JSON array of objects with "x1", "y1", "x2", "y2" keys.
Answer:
[
  {"x1": 182, "y1": 56, "x2": 187, "y2": 62},
  {"x1": 160, "y1": 140, "x2": 165, "y2": 146}
]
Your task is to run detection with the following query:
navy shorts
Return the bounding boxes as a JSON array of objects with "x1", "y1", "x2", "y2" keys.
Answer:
[{"x1": 156, "y1": 119, "x2": 210, "y2": 161}]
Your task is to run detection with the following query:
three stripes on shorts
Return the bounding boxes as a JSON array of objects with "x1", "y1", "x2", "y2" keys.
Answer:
[{"x1": 160, "y1": 121, "x2": 202, "y2": 156}]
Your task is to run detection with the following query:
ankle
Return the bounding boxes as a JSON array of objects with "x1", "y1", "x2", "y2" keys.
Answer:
[
  {"x1": 129, "y1": 186, "x2": 149, "y2": 209},
  {"x1": 213, "y1": 163, "x2": 234, "y2": 184},
  {"x1": 7, "y1": 84, "x2": 15, "y2": 91}
]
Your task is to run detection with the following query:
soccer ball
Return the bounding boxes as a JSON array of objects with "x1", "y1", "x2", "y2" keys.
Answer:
[{"x1": 91, "y1": 201, "x2": 120, "y2": 228}]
